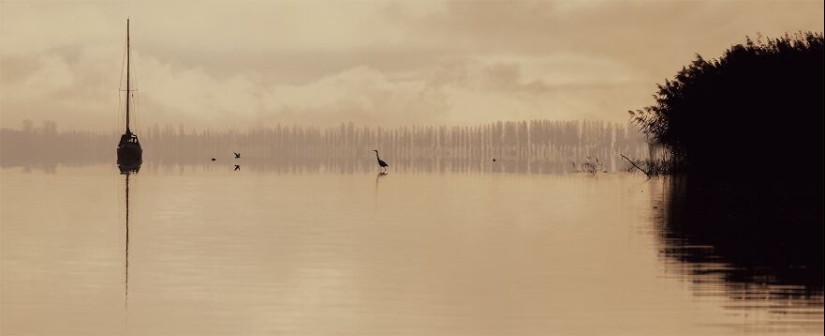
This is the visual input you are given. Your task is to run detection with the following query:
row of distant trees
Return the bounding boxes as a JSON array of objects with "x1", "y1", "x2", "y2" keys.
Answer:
[{"x1": 1, "y1": 119, "x2": 650, "y2": 173}]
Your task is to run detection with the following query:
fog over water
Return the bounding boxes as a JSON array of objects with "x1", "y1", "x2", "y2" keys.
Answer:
[{"x1": 1, "y1": 119, "x2": 651, "y2": 174}]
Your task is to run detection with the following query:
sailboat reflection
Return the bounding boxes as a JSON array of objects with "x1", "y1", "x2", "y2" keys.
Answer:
[
  {"x1": 119, "y1": 163, "x2": 141, "y2": 175},
  {"x1": 119, "y1": 164, "x2": 138, "y2": 308}
]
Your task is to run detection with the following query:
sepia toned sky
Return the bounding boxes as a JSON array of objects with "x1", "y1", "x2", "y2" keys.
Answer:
[{"x1": 1, "y1": 0, "x2": 823, "y2": 130}]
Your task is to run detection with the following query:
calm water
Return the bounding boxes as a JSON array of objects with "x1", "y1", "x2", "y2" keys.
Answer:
[{"x1": 1, "y1": 164, "x2": 822, "y2": 335}]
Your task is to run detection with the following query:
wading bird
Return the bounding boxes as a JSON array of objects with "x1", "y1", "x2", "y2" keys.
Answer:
[{"x1": 373, "y1": 150, "x2": 389, "y2": 173}]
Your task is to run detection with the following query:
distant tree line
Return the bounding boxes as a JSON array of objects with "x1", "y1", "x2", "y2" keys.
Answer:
[
  {"x1": 1, "y1": 119, "x2": 649, "y2": 173},
  {"x1": 0, "y1": 120, "x2": 115, "y2": 172}
]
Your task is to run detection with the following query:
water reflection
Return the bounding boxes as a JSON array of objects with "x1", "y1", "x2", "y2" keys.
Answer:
[
  {"x1": 375, "y1": 171, "x2": 387, "y2": 186},
  {"x1": 171, "y1": 157, "x2": 585, "y2": 175},
  {"x1": 118, "y1": 162, "x2": 141, "y2": 175},
  {"x1": 374, "y1": 171, "x2": 388, "y2": 200},
  {"x1": 119, "y1": 164, "x2": 138, "y2": 310},
  {"x1": 2, "y1": 166, "x2": 823, "y2": 335},
  {"x1": 655, "y1": 175, "x2": 824, "y2": 333},
  {"x1": 6, "y1": 145, "x2": 630, "y2": 175}
]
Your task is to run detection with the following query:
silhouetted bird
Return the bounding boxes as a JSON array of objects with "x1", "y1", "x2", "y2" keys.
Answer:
[
  {"x1": 234, "y1": 152, "x2": 241, "y2": 159},
  {"x1": 234, "y1": 165, "x2": 240, "y2": 171},
  {"x1": 492, "y1": 158, "x2": 497, "y2": 162},
  {"x1": 211, "y1": 158, "x2": 216, "y2": 161},
  {"x1": 373, "y1": 150, "x2": 389, "y2": 173}
]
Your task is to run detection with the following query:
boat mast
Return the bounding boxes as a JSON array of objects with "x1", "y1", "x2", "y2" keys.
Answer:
[{"x1": 126, "y1": 18, "x2": 131, "y2": 134}]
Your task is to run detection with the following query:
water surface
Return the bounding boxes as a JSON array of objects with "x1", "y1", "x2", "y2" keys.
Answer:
[{"x1": 1, "y1": 165, "x2": 821, "y2": 335}]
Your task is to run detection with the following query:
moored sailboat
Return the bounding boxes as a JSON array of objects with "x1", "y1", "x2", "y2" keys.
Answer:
[{"x1": 117, "y1": 18, "x2": 142, "y2": 169}]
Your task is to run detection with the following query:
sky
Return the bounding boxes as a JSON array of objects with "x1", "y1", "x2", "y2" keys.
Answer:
[{"x1": 1, "y1": 0, "x2": 823, "y2": 131}]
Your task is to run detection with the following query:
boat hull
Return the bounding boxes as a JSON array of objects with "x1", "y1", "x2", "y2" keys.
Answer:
[{"x1": 117, "y1": 143, "x2": 143, "y2": 165}]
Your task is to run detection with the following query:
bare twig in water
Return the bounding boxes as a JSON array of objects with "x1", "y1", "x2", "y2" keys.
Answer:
[{"x1": 620, "y1": 153, "x2": 651, "y2": 178}]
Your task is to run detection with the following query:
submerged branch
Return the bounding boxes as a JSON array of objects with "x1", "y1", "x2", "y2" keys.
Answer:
[{"x1": 620, "y1": 153, "x2": 651, "y2": 178}]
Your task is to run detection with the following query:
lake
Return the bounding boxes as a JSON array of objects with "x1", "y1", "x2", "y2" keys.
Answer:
[{"x1": 1, "y1": 164, "x2": 822, "y2": 335}]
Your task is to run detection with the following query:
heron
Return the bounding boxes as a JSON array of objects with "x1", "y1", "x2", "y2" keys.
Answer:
[
  {"x1": 373, "y1": 150, "x2": 389, "y2": 173},
  {"x1": 234, "y1": 152, "x2": 241, "y2": 159}
]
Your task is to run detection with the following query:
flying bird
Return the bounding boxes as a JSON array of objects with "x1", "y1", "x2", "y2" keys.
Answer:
[
  {"x1": 373, "y1": 150, "x2": 389, "y2": 173},
  {"x1": 234, "y1": 165, "x2": 240, "y2": 171},
  {"x1": 234, "y1": 152, "x2": 241, "y2": 159}
]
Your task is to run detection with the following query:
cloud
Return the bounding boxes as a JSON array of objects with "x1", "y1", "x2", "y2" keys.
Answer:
[
  {"x1": 1, "y1": 0, "x2": 822, "y2": 130},
  {"x1": 2, "y1": 44, "x2": 651, "y2": 129}
]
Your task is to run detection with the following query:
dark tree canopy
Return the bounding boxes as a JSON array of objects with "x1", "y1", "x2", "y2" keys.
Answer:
[{"x1": 630, "y1": 32, "x2": 824, "y2": 180}]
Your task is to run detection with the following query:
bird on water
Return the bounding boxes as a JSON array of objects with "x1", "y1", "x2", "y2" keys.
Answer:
[{"x1": 373, "y1": 150, "x2": 389, "y2": 173}]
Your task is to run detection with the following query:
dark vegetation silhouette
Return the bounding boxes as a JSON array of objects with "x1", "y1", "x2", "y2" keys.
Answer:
[
  {"x1": 631, "y1": 32, "x2": 825, "y2": 316},
  {"x1": 1, "y1": 119, "x2": 649, "y2": 174},
  {"x1": 629, "y1": 32, "x2": 824, "y2": 181},
  {"x1": 628, "y1": 32, "x2": 824, "y2": 232}
]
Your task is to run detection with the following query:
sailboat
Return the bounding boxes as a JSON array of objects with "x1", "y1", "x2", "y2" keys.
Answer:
[{"x1": 116, "y1": 18, "x2": 143, "y2": 168}]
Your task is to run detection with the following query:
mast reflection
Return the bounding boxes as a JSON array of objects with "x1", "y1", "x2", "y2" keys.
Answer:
[{"x1": 118, "y1": 163, "x2": 139, "y2": 308}]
